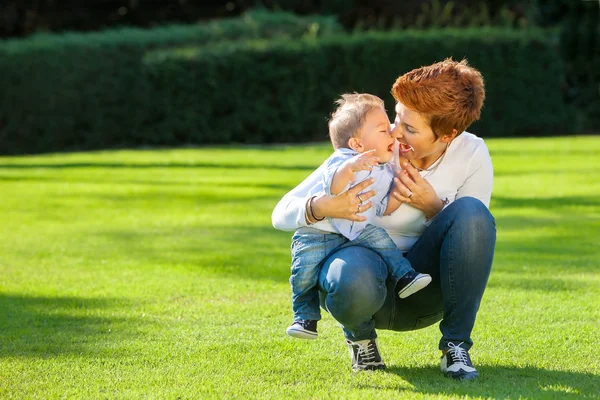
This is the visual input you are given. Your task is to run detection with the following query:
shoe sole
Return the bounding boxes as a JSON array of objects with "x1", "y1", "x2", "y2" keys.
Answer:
[
  {"x1": 398, "y1": 275, "x2": 432, "y2": 298},
  {"x1": 286, "y1": 327, "x2": 318, "y2": 340},
  {"x1": 443, "y1": 370, "x2": 479, "y2": 380},
  {"x1": 352, "y1": 363, "x2": 386, "y2": 372}
]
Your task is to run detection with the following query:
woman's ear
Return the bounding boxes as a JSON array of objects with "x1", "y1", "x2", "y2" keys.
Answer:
[
  {"x1": 440, "y1": 129, "x2": 458, "y2": 144},
  {"x1": 348, "y1": 137, "x2": 363, "y2": 152}
]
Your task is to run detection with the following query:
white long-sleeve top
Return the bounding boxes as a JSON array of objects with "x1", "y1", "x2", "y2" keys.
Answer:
[{"x1": 272, "y1": 132, "x2": 493, "y2": 252}]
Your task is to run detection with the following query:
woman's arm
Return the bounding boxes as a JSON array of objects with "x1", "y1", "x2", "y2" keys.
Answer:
[
  {"x1": 455, "y1": 143, "x2": 493, "y2": 208},
  {"x1": 271, "y1": 174, "x2": 378, "y2": 231},
  {"x1": 271, "y1": 167, "x2": 324, "y2": 231}
]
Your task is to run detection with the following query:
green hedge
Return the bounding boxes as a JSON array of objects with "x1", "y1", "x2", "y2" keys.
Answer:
[
  {"x1": 559, "y1": 6, "x2": 599, "y2": 131},
  {"x1": 0, "y1": 27, "x2": 576, "y2": 154},
  {"x1": 0, "y1": 10, "x2": 342, "y2": 154},
  {"x1": 535, "y1": 0, "x2": 599, "y2": 131},
  {"x1": 141, "y1": 29, "x2": 575, "y2": 145}
]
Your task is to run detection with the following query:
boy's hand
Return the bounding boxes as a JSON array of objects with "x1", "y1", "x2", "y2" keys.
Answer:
[
  {"x1": 330, "y1": 150, "x2": 379, "y2": 196},
  {"x1": 345, "y1": 149, "x2": 380, "y2": 173}
]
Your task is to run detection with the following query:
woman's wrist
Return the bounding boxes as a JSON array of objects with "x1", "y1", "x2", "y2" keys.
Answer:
[
  {"x1": 310, "y1": 195, "x2": 326, "y2": 221},
  {"x1": 305, "y1": 196, "x2": 325, "y2": 225},
  {"x1": 424, "y1": 197, "x2": 444, "y2": 220}
]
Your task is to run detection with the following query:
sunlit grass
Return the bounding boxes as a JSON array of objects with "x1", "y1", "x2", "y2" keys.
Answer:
[{"x1": 1, "y1": 136, "x2": 599, "y2": 398}]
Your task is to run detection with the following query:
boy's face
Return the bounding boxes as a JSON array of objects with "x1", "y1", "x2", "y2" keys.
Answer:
[{"x1": 355, "y1": 108, "x2": 394, "y2": 163}]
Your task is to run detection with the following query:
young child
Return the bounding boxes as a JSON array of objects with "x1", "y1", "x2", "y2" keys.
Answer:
[{"x1": 286, "y1": 93, "x2": 432, "y2": 340}]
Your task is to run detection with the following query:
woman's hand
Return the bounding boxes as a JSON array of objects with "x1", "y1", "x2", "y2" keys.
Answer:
[
  {"x1": 392, "y1": 162, "x2": 443, "y2": 219},
  {"x1": 310, "y1": 178, "x2": 376, "y2": 223}
]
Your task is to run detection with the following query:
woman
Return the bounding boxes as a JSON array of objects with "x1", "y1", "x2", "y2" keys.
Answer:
[{"x1": 272, "y1": 58, "x2": 496, "y2": 380}]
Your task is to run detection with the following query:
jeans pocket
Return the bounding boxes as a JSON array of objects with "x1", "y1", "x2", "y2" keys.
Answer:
[{"x1": 414, "y1": 310, "x2": 444, "y2": 330}]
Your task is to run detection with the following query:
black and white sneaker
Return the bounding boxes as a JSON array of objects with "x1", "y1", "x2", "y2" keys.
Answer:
[
  {"x1": 286, "y1": 319, "x2": 318, "y2": 340},
  {"x1": 397, "y1": 271, "x2": 432, "y2": 298},
  {"x1": 440, "y1": 342, "x2": 479, "y2": 380},
  {"x1": 346, "y1": 339, "x2": 386, "y2": 372}
]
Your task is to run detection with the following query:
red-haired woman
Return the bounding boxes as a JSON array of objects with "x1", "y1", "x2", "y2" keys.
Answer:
[{"x1": 272, "y1": 58, "x2": 495, "y2": 380}]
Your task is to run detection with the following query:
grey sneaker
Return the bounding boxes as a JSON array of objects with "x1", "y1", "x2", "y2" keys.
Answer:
[
  {"x1": 440, "y1": 342, "x2": 479, "y2": 380},
  {"x1": 346, "y1": 339, "x2": 386, "y2": 372},
  {"x1": 286, "y1": 319, "x2": 318, "y2": 340}
]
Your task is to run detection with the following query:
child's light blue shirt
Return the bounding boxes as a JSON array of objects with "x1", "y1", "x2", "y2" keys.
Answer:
[{"x1": 308, "y1": 148, "x2": 397, "y2": 241}]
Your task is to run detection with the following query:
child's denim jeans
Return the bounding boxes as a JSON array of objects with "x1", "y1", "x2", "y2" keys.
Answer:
[{"x1": 290, "y1": 224, "x2": 413, "y2": 321}]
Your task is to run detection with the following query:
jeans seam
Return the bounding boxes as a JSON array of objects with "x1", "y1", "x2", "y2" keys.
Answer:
[
  {"x1": 388, "y1": 295, "x2": 396, "y2": 330},
  {"x1": 447, "y1": 218, "x2": 457, "y2": 336},
  {"x1": 387, "y1": 271, "x2": 396, "y2": 330}
]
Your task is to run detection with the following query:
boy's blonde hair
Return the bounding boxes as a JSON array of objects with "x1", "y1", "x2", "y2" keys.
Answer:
[{"x1": 328, "y1": 93, "x2": 385, "y2": 149}]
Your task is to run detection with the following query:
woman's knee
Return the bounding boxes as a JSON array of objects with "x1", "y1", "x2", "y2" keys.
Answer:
[
  {"x1": 449, "y1": 197, "x2": 496, "y2": 233},
  {"x1": 319, "y1": 246, "x2": 387, "y2": 321}
]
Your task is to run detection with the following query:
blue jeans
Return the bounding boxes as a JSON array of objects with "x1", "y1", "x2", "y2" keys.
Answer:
[
  {"x1": 290, "y1": 225, "x2": 413, "y2": 321},
  {"x1": 317, "y1": 197, "x2": 496, "y2": 350}
]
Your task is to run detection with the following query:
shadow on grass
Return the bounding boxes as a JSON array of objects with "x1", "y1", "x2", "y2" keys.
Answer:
[
  {"x1": 492, "y1": 195, "x2": 600, "y2": 209},
  {"x1": 0, "y1": 174, "x2": 296, "y2": 191},
  {"x1": 82, "y1": 191, "x2": 283, "y2": 208},
  {"x1": 0, "y1": 294, "x2": 142, "y2": 358},
  {"x1": 0, "y1": 162, "x2": 315, "y2": 171},
  {"x1": 489, "y1": 148, "x2": 600, "y2": 157},
  {"x1": 380, "y1": 365, "x2": 599, "y2": 399},
  {"x1": 494, "y1": 168, "x2": 600, "y2": 177},
  {"x1": 486, "y1": 276, "x2": 598, "y2": 292},
  {"x1": 91, "y1": 225, "x2": 293, "y2": 282},
  {"x1": 0, "y1": 175, "x2": 58, "y2": 182}
]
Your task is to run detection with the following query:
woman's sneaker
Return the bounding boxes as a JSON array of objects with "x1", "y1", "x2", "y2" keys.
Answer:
[
  {"x1": 440, "y1": 342, "x2": 479, "y2": 380},
  {"x1": 286, "y1": 319, "x2": 318, "y2": 339},
  {"x1": 396, "y1": 271, "x2": 432, "y2": 298},
  {"x1": 346, "y1": 339, "x2": 386, "y2": 372}
]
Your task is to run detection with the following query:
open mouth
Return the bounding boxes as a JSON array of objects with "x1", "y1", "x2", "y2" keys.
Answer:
[{"x1": 398, "y1": 142, "x2": 414, "y2": 153}]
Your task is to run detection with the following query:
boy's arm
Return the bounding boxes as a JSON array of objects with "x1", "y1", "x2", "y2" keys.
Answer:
[
  {"x1": 330, "y1": 163, "x2": 356, "y2": 195},
  {"x1": 329, "y1": 150, "x2": 380, "y2": 195}
]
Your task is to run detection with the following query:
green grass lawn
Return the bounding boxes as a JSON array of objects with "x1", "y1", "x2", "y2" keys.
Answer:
[{"x1": 1, "y1": 136, "x2": 599, "y2": 399}]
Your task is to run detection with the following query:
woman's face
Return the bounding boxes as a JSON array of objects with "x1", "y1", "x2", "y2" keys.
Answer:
[{"x1": 391, "y1": 102, "x2": 448, "y2": 165}]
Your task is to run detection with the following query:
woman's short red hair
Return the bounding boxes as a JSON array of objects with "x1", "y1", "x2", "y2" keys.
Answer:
[{"x1": 391, "y1": 58, "x2": 485, "y2": 139}]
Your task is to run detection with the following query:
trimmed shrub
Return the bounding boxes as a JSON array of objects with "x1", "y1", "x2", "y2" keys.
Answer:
[
  {"x1": 0, "y1": 10, "x2": 342, "y2": 154},
  {"x1": 558, "y1": 5, "x2": 599, "y2": 131},
  {"x1": 141, "y1": 29, "x2": 575, "y2": 146},
  {"x1": 535, "y1": 0, "x2": 599, "y2": 131},
  {"x1": 0, "y1": 28, "x2": 576, "y2": 154}
]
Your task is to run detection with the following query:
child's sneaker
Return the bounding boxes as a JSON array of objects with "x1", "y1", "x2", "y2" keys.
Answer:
[
  {"x1": 286, "y1": 319, "x2": 318, "y2": 340},
  {"x1": 396, "y1": 271, "x2": 432, "y2": 298}
]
